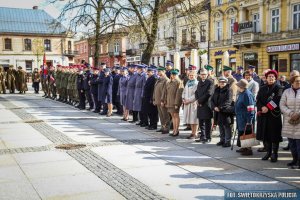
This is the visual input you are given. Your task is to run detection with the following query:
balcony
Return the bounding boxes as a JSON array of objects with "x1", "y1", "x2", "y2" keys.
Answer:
[
  {"x1": 63, "y1": 50, "x2": 78, "y2": 57},
  {"x1": 126, "y1": 49, "x2": 139, "y2": 56},
  {"x1": 180, "y1": 41, "x2": 199, "y2": 51},
  {"x1": 232, "y1": 33, "x2": 261, "y2": 47},
  {"x1": 165, "y1": 37, "x2": 175, "y2": 49},
  {"x1": 108, "y1": 51, "x2": 123, "y2": 57},
  {"x1": 139, "y1": 43, "x2": 147, "y2": 50}
]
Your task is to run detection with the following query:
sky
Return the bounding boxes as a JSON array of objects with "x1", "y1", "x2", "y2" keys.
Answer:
[{"x1": 0, "y1": 0, "x2": 61, "y2": 18}]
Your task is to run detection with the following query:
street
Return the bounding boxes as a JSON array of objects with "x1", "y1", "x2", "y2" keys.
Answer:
[{"x1": 0, "y1": 88, "x2": 299, "y2": 200}]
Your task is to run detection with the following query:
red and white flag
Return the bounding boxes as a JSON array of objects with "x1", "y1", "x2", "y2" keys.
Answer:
[
  {"x1": 266, "y1": 100, "x2": 277, "y2": 111},
  {"x1": 247, "y1": 105, "x2": 255, "y2": 112}
]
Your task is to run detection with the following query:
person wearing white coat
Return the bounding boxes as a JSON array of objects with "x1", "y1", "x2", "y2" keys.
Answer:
[
  {"x1": 182, "y1": 68, "x2": 199, "y2": 139},
  {"x1": 280, "y1": 75, "x2": 300, "y2": 169}
]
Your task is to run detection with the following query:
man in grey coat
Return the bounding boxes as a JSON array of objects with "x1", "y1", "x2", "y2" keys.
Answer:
[
  {"x1": 134, "y1": 64, "x2": 147, "y2": 126},
  {"x1": 125, "y1": 64, "x2": 138, "y2": 122}
]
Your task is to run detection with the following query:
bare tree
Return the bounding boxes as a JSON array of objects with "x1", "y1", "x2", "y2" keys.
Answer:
[
  {"x1": 32, "y1": 39, "x2": 45, "y2": 68},
  {"x1": 49, "y1": 0, "x2": 121, "y2": 66}
]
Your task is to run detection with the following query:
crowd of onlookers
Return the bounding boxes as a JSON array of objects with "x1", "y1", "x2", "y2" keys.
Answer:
[{"x1": 1, "y1": 61, "x2": 300, "y2": 169}]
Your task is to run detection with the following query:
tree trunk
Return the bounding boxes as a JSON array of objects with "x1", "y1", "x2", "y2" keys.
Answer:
[
  {"x1": 94, "y1": 2, "x2": 102, "y2": 67},
  {"x1": 141, "y1": 39, "x2": 154, "y2": 65}
]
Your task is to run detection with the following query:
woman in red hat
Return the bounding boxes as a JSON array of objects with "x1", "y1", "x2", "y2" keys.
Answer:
[{"x1": 256, "y1": 70, "x2": 283, "y2": 162}]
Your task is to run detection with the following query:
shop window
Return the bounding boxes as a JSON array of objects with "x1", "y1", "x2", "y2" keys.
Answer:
[
  {"x1": 270, "y1": 55, "x2": 279, "y2": 71},
  {"x1": 24, "y1": 39, "x2": 31, "y2": 51},
  {"x1": 271, "y1": 8, "x2": 280, "y2": 33},
  {"x1": 293, "y1": 4, "x2": 300, "y2": 30},
  {"x1": 291, "y1": 53, "x2": 300, "y2": 72},
  {"x1": 216, "y1": 59, "x2": 222, "y2": 77},
  {"x1": 4, "y1": 38, "x2": 12, "y2": 50}
]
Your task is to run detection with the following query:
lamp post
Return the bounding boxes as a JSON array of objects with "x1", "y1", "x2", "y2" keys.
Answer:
[{"x1": 207, "y1": 2, "x2": 211, "y2": 65}]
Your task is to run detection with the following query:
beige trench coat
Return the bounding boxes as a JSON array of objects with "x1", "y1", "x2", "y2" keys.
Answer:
[
  {"x1": 164, "y1": 78, "x2": 184, "y2": 108},
  {"x1": 153, "y1": 76, "x2": 169, "y2": 105},
  {"x1": 280, "y1": 88, "x2": 300, "y2": 139},
  {"x1": 182, "y1": 80, "x2": 198, "y2": 124}
]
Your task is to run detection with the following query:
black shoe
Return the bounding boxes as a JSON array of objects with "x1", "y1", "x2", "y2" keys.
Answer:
[
  {"x1": 222, "y1": 142, "x2": 231, "y2": 148},
  {"x1": 257, "y1": 147, "x2": 267, "y2": 152},
  {"x1": 270, "y1": 153, "x2": 278, "y2": 162},
  {"x1": 93, "y1": 110, "x2": 100, "y2": 113},
  {"x1": 172, "y1": 131, "x2": 179, "y2": 137},
  {"x1": 140, "y1": 124, "x2": 148, "y2": 127},
  {"x1": 236, "y1": 148, "x2": 247, "y2": 153},
  {"x1": 156, "y1": 129, "x2": 163, "y2": 132},
  {"x1": 287, "y1": 159, "x2": 298, "y2": 167},
  {"x1": 148, "y1": 127, "x2": 157, "y2": 130},
  {"x1": 161, "y1": 130, "x2": 169, "y2": 134},
  {"x1": 216, "y1": 141, "x2": 224, "y2": 146},
  {"x1": 202, "y1": 139, "x2": 211, "y2": 143},
  {"x1": 136, "y1": 122, "x2": 142, "y2": 125},
  {"x1": 100, "y1": 112, "x2": 107, "y2": 115},
  {"x1": 129, "y1": 120, "x2": 137, "y2": 123},
  {"x1": 184, "y1": 127, "x2": 191, "y2": 131}
]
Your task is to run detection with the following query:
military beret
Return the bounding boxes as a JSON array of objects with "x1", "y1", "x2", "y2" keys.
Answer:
[
  {"x1": 204, "y1": 65, "x2": 213, "y2": 71},
  {"x1": 170, "y1": 69, "x2": 179, "y2": 75},
  {"x1": 223, "y1": 66, "x2": 232, "y2": 71},
  {"x1": 188, "y1": 65, "x2": 197, "y2": 71}
]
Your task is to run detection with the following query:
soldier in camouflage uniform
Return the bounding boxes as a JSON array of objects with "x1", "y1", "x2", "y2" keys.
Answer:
[
  {"x1": 0, "y1": 65, "x2": 6, "y2": 94},
  {"x1": 61, "y1": 67, "x2": 68, "y2": 102},
  {"x1": 6, "y1": 65, "x2": 16, "y2": 93},
  {"x1": 66, "y1": 67, "x2": 73, "y2": 104},
  {"x1": 48, "y1": 66, "x2": 57, "y2": 99},
  {"x1": 73, "y1": 67, "x2": 79, "y2": 106},
  {"x1": 55, "y1": 65, "x2": 62, "y2": 101}
]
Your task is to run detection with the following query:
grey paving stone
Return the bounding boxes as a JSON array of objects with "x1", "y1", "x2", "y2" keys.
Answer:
[
  {"x1": 0, "y1": 165, "x2": 27, "y2": 183},
  {"x1": 208, "y1": 171, "x2": 297, "y2": 191},
  {"x1": 0, "y1": 155, "x2": 17, "y2": 167},
  {"x1": 0, "y1": 180, "x2": 41, "y2": 200},
  {"x1": 13, "y1": 151, "x2": 73, "y2": 165}
]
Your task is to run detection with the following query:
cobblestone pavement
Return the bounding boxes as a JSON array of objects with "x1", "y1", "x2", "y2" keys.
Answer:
[{"x1": 0, "y1": 90, "x2": 299, "y2": 200}]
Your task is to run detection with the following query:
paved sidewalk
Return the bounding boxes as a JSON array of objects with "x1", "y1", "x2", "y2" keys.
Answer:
[{"x1": 0, "y1": 90, "x2": 299, "y2": 200}]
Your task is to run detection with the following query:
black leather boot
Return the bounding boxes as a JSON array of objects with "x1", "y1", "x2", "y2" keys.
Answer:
[
  {"x1": 287, "y1": 156, "x2": 298, "y2": 167},
  {"x1": 262, "y1": 142, "x2": 272, "y2": 160},
  {"x1": 270, "y1": 143, "x2": 279, "y2": 162}
]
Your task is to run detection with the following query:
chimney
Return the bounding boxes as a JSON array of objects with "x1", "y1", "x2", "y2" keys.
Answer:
[{"x1": 33, "y1": 6, "x2": 38, "y2": 10}]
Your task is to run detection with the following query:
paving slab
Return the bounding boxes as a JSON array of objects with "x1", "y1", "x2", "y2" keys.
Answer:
[
  {"x1": 0, "y1": 155, "x2": 17, "y2": 167},
  {"x1": 0, "y1": 180, "x2": 41, "y2": 200},
  {"x1": 0, "y1": 165, "x2": 28, "y2": 183}
]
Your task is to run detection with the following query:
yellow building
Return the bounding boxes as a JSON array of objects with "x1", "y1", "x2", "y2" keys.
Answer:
[{"x1": 210, "y1": 0, "x2": 300, "y2": 76}]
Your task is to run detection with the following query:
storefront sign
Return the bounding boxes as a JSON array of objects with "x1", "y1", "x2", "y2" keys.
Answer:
[
  {"x1": 228, "y1": 50, "x2": 236, "y2": 56},
  {"x1": 214, "y1": 50, "x2": 223, "y2": 56},
  {"x1": 238, "y1": 21, "x2": 253, "y2": 33},
  {"x1": 267, "y1": 44, "x2": 300, "y2": 53},
  {"x1": 244, "y1": 53, "x2": 258, "y2": 61},
  {"x1": 230, "y1": 58, "x2": 236, "y2": 63}
]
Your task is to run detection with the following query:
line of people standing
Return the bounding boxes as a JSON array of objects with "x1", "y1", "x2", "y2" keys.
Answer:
[{"x1": 0, "y1": 65, "x2": 28, "y2": 94}]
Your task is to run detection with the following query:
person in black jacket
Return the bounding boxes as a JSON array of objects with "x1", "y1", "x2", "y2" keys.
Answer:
[
  {"x1": 211, "y1": 77, "x2": 234, "y2": 147},
  {"x1": 90, "y1": 67, "x2": 100, "y2": 113},
  {"x1": 112, "y1": 66, "x2": 122, "y2": 115},
  {"x1": 83, "y1": 65, "x2": 93, "y2": 110},
  {"x1": 195, "y1": 69, "x2": 214, "y2": 143},
  {"x1": 76, "y1": 68, "x2": 85, "y2": 110},
  {"x1": 102, "y1": 68, "x2": 113, "y2": 117},
  {"x1": 142, "y1": 66, "x2": 158, "y2": 130},
  {"x1": 256, "y1": 70, "x2": 283, "y2": 162}
]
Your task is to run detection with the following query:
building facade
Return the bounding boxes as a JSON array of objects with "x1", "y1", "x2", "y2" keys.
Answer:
[
  {"x1": 74, "y1": 39, "x2": 89, "y2": 64},
  {"x1": 210, "y1": 0, "x2": 300, "y2": 76},
  {"x1": 0, "y1": 7, "x2": 75, "y2": 72}
]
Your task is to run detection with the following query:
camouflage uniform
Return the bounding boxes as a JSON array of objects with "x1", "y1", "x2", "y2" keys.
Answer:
[
  {"x1": 6, "y1": 66, "x2": 16, "y2": 93},
  {"x1": 0, "y1": 66, "x2": 6, "y2": 94}
]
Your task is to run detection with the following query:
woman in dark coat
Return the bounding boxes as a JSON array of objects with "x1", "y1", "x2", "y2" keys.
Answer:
[
  {"x1": 102, "y1": 68, "x2": 113, "y2": 117},
  {"x1": 256, "y1": 70, "x2": 283, "y2": 162},
  {"x1": 211, "y1": 77, "x2": 234, "y2": 147},
  {"x1": 195, "y1": 69, "x2": 214, "y2": 143},
  {"x1": 235, "y1": 79, "x2": 256, "y2": 156}
]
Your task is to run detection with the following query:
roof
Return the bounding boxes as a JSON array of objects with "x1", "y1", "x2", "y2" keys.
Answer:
[{"x1": 0, "y1": 7, "x2": 67, "y2": 35}]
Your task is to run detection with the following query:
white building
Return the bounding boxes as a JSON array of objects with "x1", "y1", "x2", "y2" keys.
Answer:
[{"x1": 0, "y1": 6, "x2": 75, "y2": 72}]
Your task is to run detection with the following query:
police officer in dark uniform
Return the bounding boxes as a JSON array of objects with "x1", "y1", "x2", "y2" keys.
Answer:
[
  {"x1": 112, "y1": 66, "x2": 122, "y2": 115},
  {"x1": 83, "y1": 64, "x2": 93, "y2": 110},
  {"x1": 142, "y1": 65, "x2": 158, "y2": 130},
  {"x1": 76, "y1": 67, "x2": 85, "y2": 110},
  {"x1": 98, "y1": 63, "x2": 108, "y2": 115},
  {"x1": 165, "y1": 60, "x2": 173, "y2": 79},
  {"x1": 90, "y1": 67, "x2": 100, "y2": 113}
]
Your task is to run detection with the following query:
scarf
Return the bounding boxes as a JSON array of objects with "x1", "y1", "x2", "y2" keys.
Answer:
[{"x1": 187, "y1": 79, "x2": 196, "y2": 87}]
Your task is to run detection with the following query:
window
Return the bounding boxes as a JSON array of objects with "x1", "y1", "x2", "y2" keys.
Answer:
[
  {"x1": 215, "y1": 21, "x2": 222, "y2": 40},
  {"x1": 114, "y1": 42, "x2": 120, "y2": 53},
  {"x1": 152, "y1": 57, "x2": 155, "y2": 65},
  {"x1": 4, "y1": 38, "x2": 12, "y2": 50},
  {"x1": 157, "y1": 57, "x2": 160, "y2": 65},
  {"x1": 157, "y1": 28, "x2": 160, "y2": 40},
  {"x1": 68, "y1": 41, "x2": 72, "y2": 51},
  {"x1": 253, "y1": 14, "x2": 260, "y2": 32},
  {"x1": 291, "y1": 53, "x2": 300, "y2": 72},
  {"x1": 182, "y1": 29, "x2": 187, "y2": 45},
  {"x1": 293, "y1": 4, "x2": 300, "y2": 29},
  {"x1": 44, "y1": 39, "x2": 51, "y2": 51},
  {"x1": 191, "y1": 28, "x2": 196, "y2": 43},
  {"x1": 216, "y1": 0, "x2": 222, "y2": 6},
  {"x1": 200, "y1": 24, "x2": 206, "y2": 42},
  {"x1": 271, "y1": 8, "x2": 280, "y2": 33},
  {"x1": 163, "y1": 26, "x2": 167, "y2": 38},
  {"x1": 228, "y1": 18, "x2": 235, "y2": 39},
  {"x1": 24, "y1": 39, "x2": 31, "y2": 51},
  {"x1": 270, "y1": 55, "x2": 279, "y2": 71}
]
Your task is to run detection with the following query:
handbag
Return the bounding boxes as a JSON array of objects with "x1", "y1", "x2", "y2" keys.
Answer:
[
  {"x1": 240, "y1": 125, "x2": 260, "y2": 148},
  {"x1": 288, "y1": 117, "x2": 300, "y2": 125}
]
